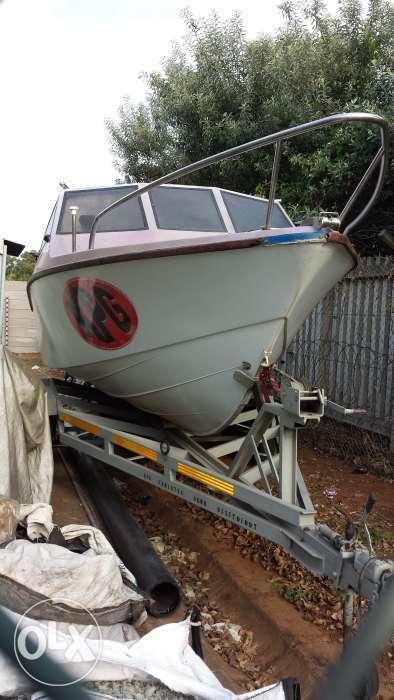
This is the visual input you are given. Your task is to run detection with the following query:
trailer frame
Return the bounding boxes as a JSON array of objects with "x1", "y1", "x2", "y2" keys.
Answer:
[{"x1": 52, "y1": 372, "x2": 393, "y2": 603}]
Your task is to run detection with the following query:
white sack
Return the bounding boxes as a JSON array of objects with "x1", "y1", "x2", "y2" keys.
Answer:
[
  {"x1": 0, "y1": 612, "x2": 141, "y2": 697},
  {"x1": 1, "y1": 617, "x2": 285, "y2": 699},
  {"x1": 16, "y1": 504, "x2": 138, "y2": 587},
  {"x1": 18, "y1": 502, "x2": 54, "y2": 540},
  {"x1": 0, "y1": 539, "x2": 141, "y2": 609},
  {"x1": 61, "y1": 524, "x2": 138, "y2": 587},
  {"x1": 0, "y1": 347, "x2": 53, "y2": 503}
]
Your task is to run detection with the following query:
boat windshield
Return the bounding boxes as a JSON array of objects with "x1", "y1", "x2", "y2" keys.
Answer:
[
  {"x1": 57, "y1": 186, "x2": 147, "y2": 234},
  {"x1": 149, "y1": 186, "x2": 226, "y2": 232},
  {"x1": 221, "y1": 191, "x2": 292, "y2": 231},
  {"x1": 56, "y1": 184, "x2": 293, "y2": 237}
]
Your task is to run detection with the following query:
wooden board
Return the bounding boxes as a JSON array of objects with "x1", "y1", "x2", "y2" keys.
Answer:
[{"x1": 4, "y1": 281, "x2": 40, "y2": 353}]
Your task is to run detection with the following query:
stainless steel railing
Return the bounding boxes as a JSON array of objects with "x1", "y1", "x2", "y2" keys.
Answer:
[{"x1": 88, "y1": 112, "x2": 389, "y2": 250}]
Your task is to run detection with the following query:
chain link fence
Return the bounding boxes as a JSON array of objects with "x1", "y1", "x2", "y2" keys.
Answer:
[{"x1": 285, "y1": 256, "x2": 393, "y2": 476}]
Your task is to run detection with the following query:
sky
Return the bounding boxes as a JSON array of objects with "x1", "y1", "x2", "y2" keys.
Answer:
[{"x1": 0, "y1": 0, "x2": 357, "y2": 249}]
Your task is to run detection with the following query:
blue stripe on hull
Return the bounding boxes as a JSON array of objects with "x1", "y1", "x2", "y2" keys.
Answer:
[{"x1": 263, "y1": 231, "x2": 326, "y2": 245}]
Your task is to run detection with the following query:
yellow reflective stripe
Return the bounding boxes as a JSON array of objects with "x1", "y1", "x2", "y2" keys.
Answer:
[
  {"x1": 177, "y1": 463, "x2": 234, "y2": 496},
  {"x1": 113, "y1": 435, "x2": 157, "y2": 462},
  {"x1": 60, "y1": 412, "x2": 101, "y2": 436}
]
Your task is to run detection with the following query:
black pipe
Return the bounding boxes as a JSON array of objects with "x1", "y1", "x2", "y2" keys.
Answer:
[
  {"x1": 72, "y1": 452, "x2": 180, "y2": 617},
  {"x1": 187, "y1": 606, "x2": 204, "y2": 660}
]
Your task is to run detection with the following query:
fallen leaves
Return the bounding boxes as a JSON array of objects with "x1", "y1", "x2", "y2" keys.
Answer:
[{"x1": 115, "y1": 459, "x2": 394, "y2": 689}]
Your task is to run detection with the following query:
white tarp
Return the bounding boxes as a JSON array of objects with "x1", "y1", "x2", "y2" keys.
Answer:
[
  {"x1": 0, "y1": 503, "x2": 143, "y2": 611},
  {"x1": 0, "y1": 502, "x2": 285, "y2": 698},
  {"x1": 17, "y1": 502, "x2": 140, "y2": 589},
  {"x1": 2, "y1": 617, "x2": 286, "y2": 699},
  {"x1": 0, "y1": 612, "x2": 142, "y2": 696},
  {"x1": 0, "y1": 539, "x2": 140, "y2": 610},
  {"x1": 0, "y1": 346, "x2": 53, "y2": 503}
]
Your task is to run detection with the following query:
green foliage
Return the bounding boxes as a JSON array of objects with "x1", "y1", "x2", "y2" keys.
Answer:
[
  {"x1": 107, "y1": 0, "x2": 393, "y2": 255},
  {"x1": 273, "y1": 581, "x2": 310, "y2": 604},
  {"x1": 6, "y1": 252, "x2": 36, "y2": 281},
  {"x1": 368, "y1": 526, "x2": 394, "y2": 546}
]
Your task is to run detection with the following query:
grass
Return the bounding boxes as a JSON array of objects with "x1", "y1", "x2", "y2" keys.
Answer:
[
  {"x1": 273, "y1": 581, "x2": 309, "y2": 604},
  {"x1": 368, "y1": 526, "x2": 394, "y2": 546}
]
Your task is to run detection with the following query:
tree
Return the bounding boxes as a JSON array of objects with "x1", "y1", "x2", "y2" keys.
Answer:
[
  {"x1": 107, "y1": 0, "x2": 393, "y2": 255},
  {"x1": 6, "y1": 252, "x2": 37, "y2": 281}
]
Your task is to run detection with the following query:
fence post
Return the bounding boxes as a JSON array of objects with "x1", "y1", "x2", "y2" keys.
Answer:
[{"x1": 319, "y1": 289, "x2": 335, "y2": 394}]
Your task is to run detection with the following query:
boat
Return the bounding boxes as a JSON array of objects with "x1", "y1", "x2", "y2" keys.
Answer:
[{"x1": 28, "y1": 113, "x2": 388, "y2": 435}]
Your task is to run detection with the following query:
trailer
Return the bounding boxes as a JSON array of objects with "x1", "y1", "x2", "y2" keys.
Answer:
[{"x1": 50, "y1": 369, "x2": 393, "y2": 616}]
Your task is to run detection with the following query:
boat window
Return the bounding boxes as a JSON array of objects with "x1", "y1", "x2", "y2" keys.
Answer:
[
  {"x1": 221, "y1": 191, "x2": 292, "y2": 232},
  {"x1": 57, "y1": 186, "x2": 147, "y2": 233},
  {"x1": 149, "y1": 187, "x2": 226, "y2": 232}
]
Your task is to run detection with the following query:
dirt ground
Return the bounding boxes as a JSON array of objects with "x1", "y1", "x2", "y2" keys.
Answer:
[{"x1": 299, "y1": 447, "x2": 394, "y2": 560}]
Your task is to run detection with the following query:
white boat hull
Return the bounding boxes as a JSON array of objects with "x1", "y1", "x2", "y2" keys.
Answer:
[{"x1": 31, "y1": 239, "x2": 354, "y2": 435}]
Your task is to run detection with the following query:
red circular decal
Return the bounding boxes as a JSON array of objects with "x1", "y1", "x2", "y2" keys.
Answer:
[{"x1": 64, "y1": 278, "x2": 138, "y2": 350}]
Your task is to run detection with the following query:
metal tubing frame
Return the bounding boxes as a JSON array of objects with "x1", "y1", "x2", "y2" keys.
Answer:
[
  {"x1": 58, "y1": 407, "x2": 393, "y2": 597},
  {"x1": 88, "y1": 112, "x2": 388, "y2": 249},
  {"x1": 58, "y1": 407, "x2": 325, "y2": 572},
  {"x1": 279, "y1": 424, "x2": 298, "y2": 504},
  {"x1": 70, "y1": 206, "x2": 78, "y2": 253},
  {"x1": 58, "y1": 406, "x2": 314, "y2": 529},
  {"x1": 264, "y1": 141, "x2": 282, "y2": 229}
]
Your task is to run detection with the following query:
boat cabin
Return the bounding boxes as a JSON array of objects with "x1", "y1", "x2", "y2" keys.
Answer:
[{"x1": 42, "y1": 184, "x2": 293, "y2": 258}]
